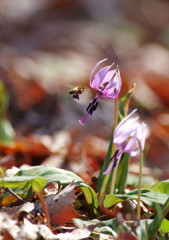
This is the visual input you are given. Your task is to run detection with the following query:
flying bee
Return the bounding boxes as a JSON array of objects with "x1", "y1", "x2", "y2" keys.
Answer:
[{"x1": 69, "y1": 86, "x2": 85, "y2": 100}]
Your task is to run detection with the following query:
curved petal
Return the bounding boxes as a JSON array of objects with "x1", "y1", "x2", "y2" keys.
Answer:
[
  {"x1": 90, "y1": 66, "x2": 113, "y2": 89},
  {"x1": 100, "y1": 69, "x2": 117, "y2": 85},
  {"x1": 124, "y1": 131, "x2": 139, "y2": 156},
  {"x1": 122, "y1": 123, "x2": 147, "y2": 156},
  {"x1": 90, "y1": 59, "x2": 108, "y2": 81},
  {"x1": 115, "y1": 109, "x2": 137, "y2": 130},
  {"x1": 105, "y1": 70, "x2": 122, "y2": 89},
  {"x1": 103, "y1": 161, "x2": 114, "y2": 175},
  {"x1": 114, "y1": 117, "x2": 139, "y2": 146},
  {"x1": 137, "y1": 123, "x2": 147, "y2": 150},
  {"x1": 102, "y1": 70, "x2": 122, "y2": 98}
]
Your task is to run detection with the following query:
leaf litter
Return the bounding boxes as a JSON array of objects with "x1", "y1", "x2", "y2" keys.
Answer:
[{"x1": 0, "y1": 1, "x2": 169, "y2": 239}]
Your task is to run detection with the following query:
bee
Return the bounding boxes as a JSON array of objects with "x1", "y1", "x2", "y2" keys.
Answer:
[{"x1": 69, "y1": 86, "x2": 85, "y2": 100}]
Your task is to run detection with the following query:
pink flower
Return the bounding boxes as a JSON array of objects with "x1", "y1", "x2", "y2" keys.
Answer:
[
  {"x1": 114, "y1": 109, "x2": 146, "y2": 156},
  {"x1": 79, "y1": 59, "x2": 122, "y2": 125},
  {"x1": 104, "y1": 109, "x2": 146, "y2": 174}
]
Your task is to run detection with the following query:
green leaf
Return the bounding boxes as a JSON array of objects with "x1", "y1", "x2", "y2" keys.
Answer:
[
  {"x1": 1, "y1": 186, "x2": 33, "y2": 205},
  {"x1": 16, "y1": 166, "x2": 98, "y2": 215},
  {"x1": 16, "y1": 166, "x2": 83, "y2": 185},
  {"x1": 79, "y1": 182, "x2": 98, "y2": 216},
  {"x1": 150, "y1": 180, "x2": 169, "y2": 194},
  {"x1": 0, "y1": 81, "x2": 9, "y2": 116},
  {"x1": 115, "y1": 152, "x2": 130, "y2": 193},
  {"x1": 127, "y1": 173, "x2": 155, "y2": 188},
  {"x1": 0, "y1": 176, "x2": 46, "y2": 191},
  {"x1": 0, "y1": 175, "x2": 47, "y2": 205},
  {"x1": 97, "y1": 130, "x2": 113, "y2": 194},
  {"x1": 73, "y1": 218, "x2": 117, "y2": 237},
  {"x1": 31, "y1": 177, "x2": 47, "y2": 193},
  {"x1": 147, "y1": 197, "x2": 169, "y2": 240},
  {"x1": 0, "y1": 119, "x2": 15, "y2": 145},
  {"x1": 73, "y1": 218, "x2": 155, "y2": 239},
  {"x1": 160, "y1": 219, "x2": 169, "y2": 234},
  {"x1": 104, "y1": 189, "x2": 169, "y2": 210},
  {"x1": 104, "y1": 194, "x2": 124, "y2": 208},
  {"x1": 73, "y1": 218, "x2": 129, "y2": 234},
  {"x1": 119, "y1": 84, "x2": 136, "y2": 116},
  {"x1": 73, "y1": 218, "x2": 147, "y2": 238},
  {"x1": 135, "y1": 220, "x2": 149, "y2": 240}
]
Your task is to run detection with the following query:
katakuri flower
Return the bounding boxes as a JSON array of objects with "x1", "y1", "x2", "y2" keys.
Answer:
[
  {"x1": 79, "y1": 59, "x2": 122, "y2": 125},
  {"x1": 104, "y1": 109, "x2": 147, "y2": 174}
]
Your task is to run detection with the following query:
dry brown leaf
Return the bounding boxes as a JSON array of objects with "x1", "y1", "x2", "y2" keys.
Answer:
[
  {"x1": 36, "y1": 182, "x2": 80, "y2": 226},
  {"x1": 0, "y1": 136, "x2": 50, "y2": 167},
  {"x1": 117, "y1": 232, "x2": 137, "y2": 240},
  {"x1": 2, "y1": 231, "x2": 15, "y2": 240},
  {"x1": 1, "y1": 202, "x2": 34, "y2": 216},
  {"x1": 5, "y1": 58, "x2": 47, "y2": 110}
]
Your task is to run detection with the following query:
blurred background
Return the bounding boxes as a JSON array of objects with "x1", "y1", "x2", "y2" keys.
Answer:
[{"x1": 0, "y1": 0, "x2": 169, "y2": 182}]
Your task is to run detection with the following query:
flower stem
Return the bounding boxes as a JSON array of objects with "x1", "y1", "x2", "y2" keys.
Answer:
[
  {"x1": 99, "y1": 97, "x2": 119, "y2": 204},
  {"x1": 109, "y1": 97, "x2": 119, "y2": 194},
  {"x1": 113, "y1": 96, "x2": 119, "y2": 133},
  {"x1": 99, "y1": 173, "x2": 109, "y2": 206},
  {"x1": 109, "y1": 158, "x2": 119, "y2": 194},
  {"x1": 137, "y1": 140, "x2": 143, "y2": 220}
]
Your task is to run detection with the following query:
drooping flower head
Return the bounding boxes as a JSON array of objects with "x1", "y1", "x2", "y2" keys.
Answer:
[
  {"x1": 90, "y1": 59, "x2": 122, "y2": 99},
  {"x1": 114, "y1": 109, "x2": 146, "y2": 156},
  {"x1": 104, "y1": 109, "x2": 147, "y2": 174},
  {"x1": 79, "y1": 59, "x2": 122, "y2": 125}
]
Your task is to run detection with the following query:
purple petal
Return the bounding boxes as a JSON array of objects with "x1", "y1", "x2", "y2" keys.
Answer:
[
  {"x1": 115, "y1": 109, "x2": 137, "y2": 130},
  {"x1": 103, "y1": 161, "x2": 114, "y2": 175},
  {"x1": 124, "y1": 131, "x2": 138, "y2": 156},
  {"x1": 90, "y1": 66, "x2": 114, "y2": 90},
  {"x1": 117, "y1": 122, "x2": 146, "y2": 156},
  {"x1": 90, "y1": 59, "x2": 108, "y2": 81},
  {"x1": 112, "y1": 108, "x2": 146, "y2": 157},
  {"x1": 114, "y1": 118, "x2": 139, "y2": 146},
  {"x1": 137, "y1": 123, "x2": 147, "y2": 151},
  {"x1": 102, "y1": 79, "x2": 121, "y2": 99},
  {"x1": 99, "y1": 69, "x2": 117, "y2": 85},
  {"x1": 100, "y1": 69, "x2": 121, "y2": 98}
]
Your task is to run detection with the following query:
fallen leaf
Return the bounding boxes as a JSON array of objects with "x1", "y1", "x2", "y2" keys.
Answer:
[
  {"x1": 0, "y1": 213, "x2": 20, "y2": 239},
  {"x1": 117, "y1": 232, "x2": 137, "y2": 240},
  {"x1": 36, "y1": 182, "x2": 80, "y2": 225},
  {"x1": 1, "y1": 202, "x2": 34, "y2": 216},
  {"x1": 56, "y1": 225, "x2": 95, "y2": 240},
  {"x1": 2, "y1": 231, "x2": 15, "y2": 240}
]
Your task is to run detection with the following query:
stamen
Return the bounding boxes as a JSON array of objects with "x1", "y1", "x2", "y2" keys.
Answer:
[
  {"x1": 89, "y1": 102, "x2": 98, "y2": 115},
  {"x1": 103, "y1": 149, "x2": 122, "y2": 175},
  {"x1": 119, "y1": 152, "x2": 125, "y2": 164},
  {"x1": 86, "y1": 98, "x2": 99, "y2": 116},
  {"x1": 79, "y1": 93, "x2": 102, "y2": 125},
  {"x1": 86, "y1": 102, "x2": 92, "y2": 112},
  {"x1": 93, "y1": 101, "x2": 98, "y2": 111},
  {"x1": 108, "y1": 149, "x2": 119, "y2": 163}
]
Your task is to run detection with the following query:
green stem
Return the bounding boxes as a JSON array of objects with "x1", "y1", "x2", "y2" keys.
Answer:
[
  {"x1": 109, "y1": 157, "x2": 119, "y2": 194},
  {"x1": 99, "y1": 174, "x2": 109, "y2": 206},
  {"x1": 112, "y1": 97, "x2": 119, "y2": 140},
  {"x1": 109, "y1": 97, "x2": 119, "y2": 194},
  {"x1": 137, "y1": 140, "x2": 143, "y2": 220},
  {"x1": 99, "y1": 97, "x2": 119, "y2": 204}
]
